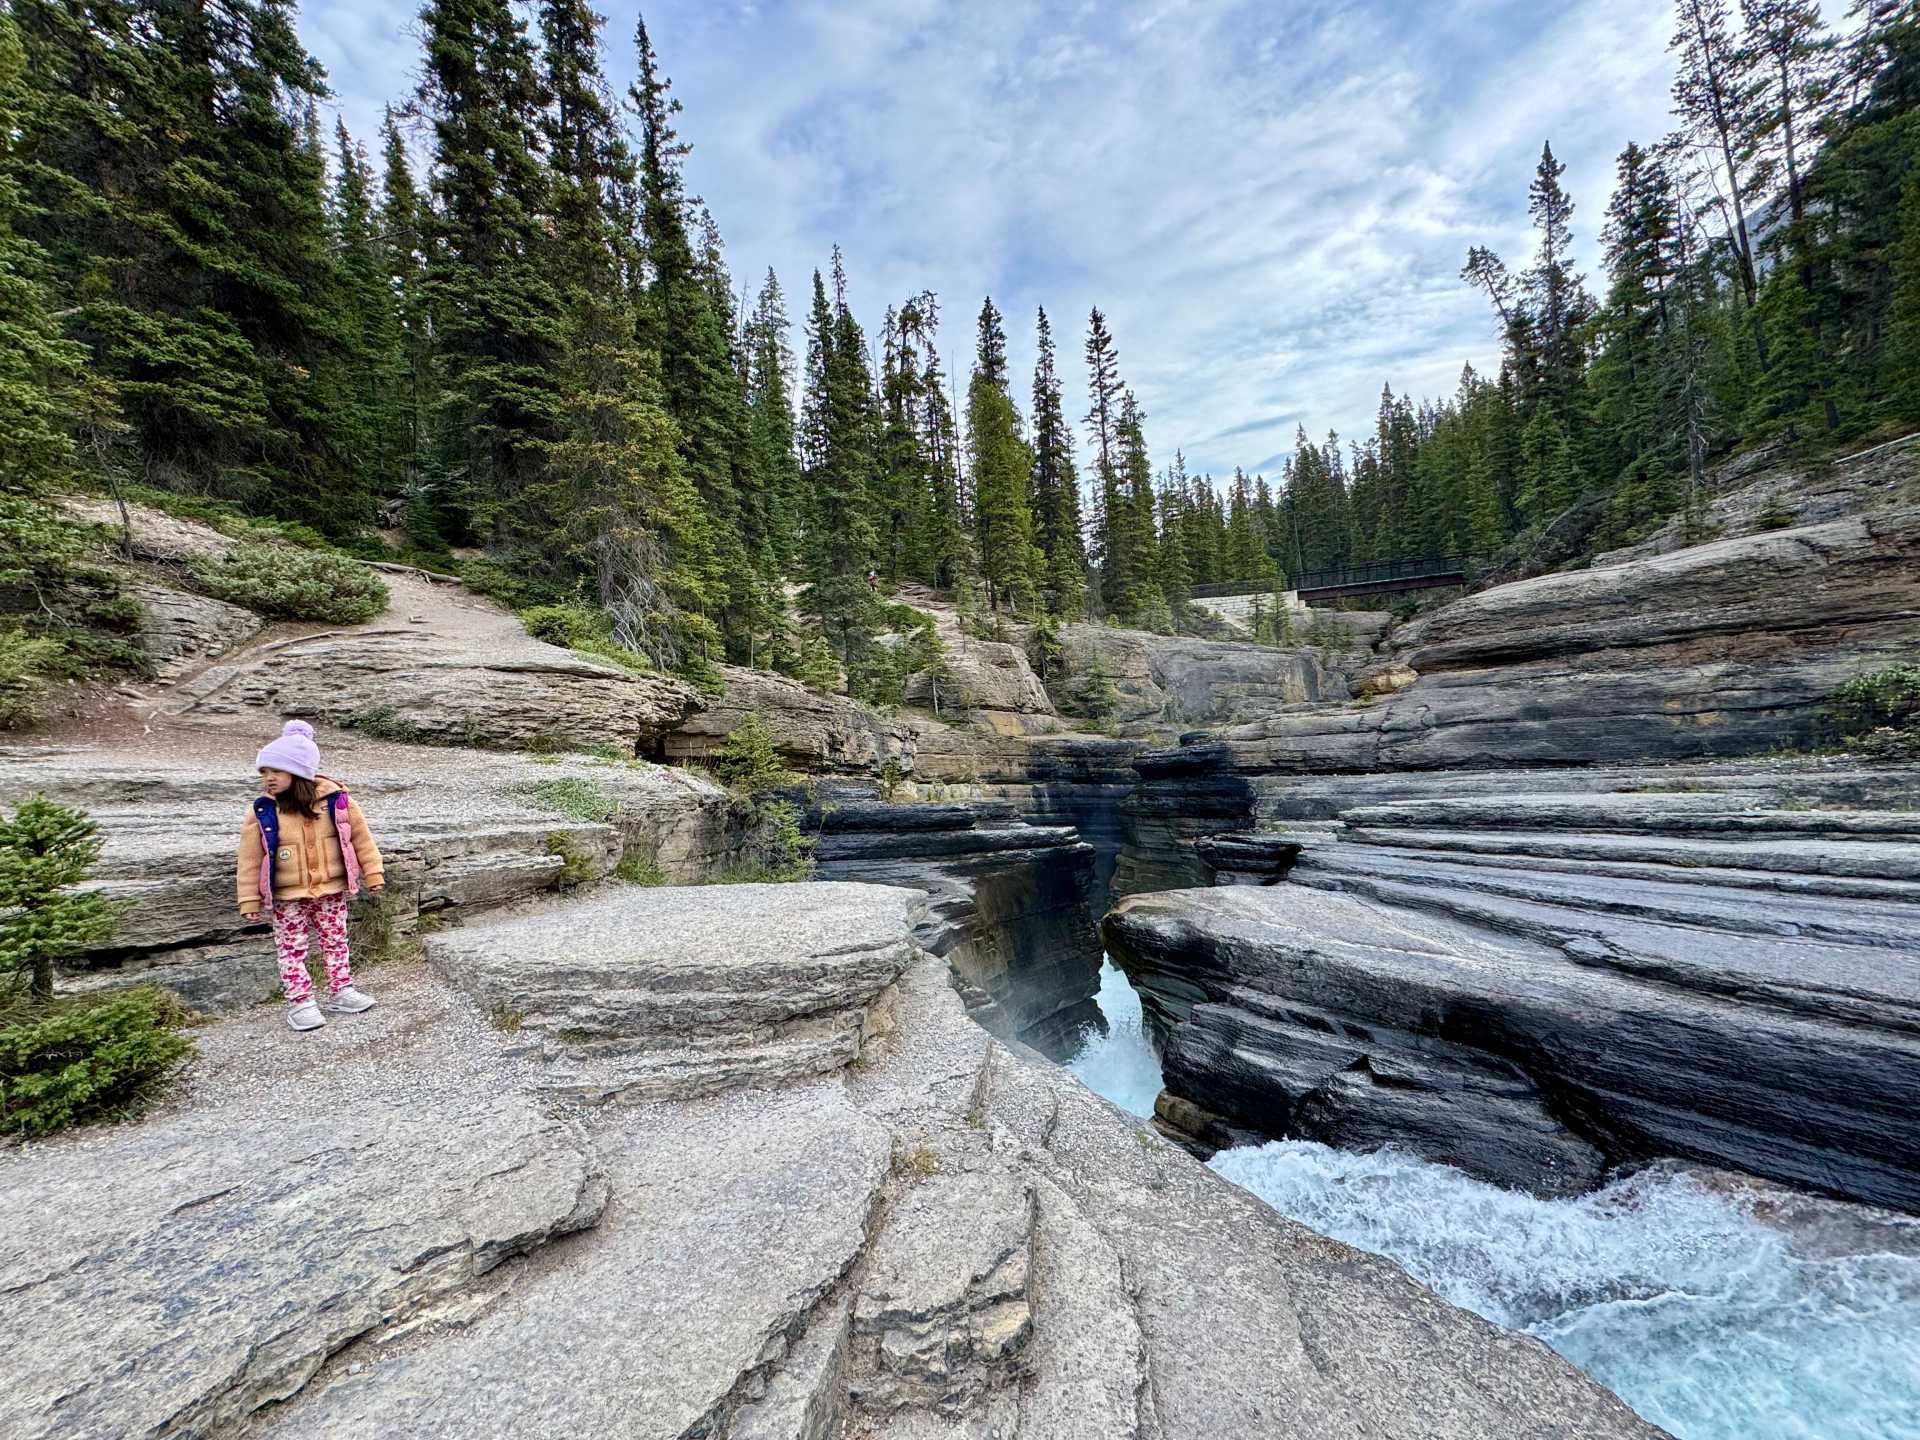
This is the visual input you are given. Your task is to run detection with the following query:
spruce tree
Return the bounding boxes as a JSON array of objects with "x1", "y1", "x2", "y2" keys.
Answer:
[
  {"x1": 1156, "y1": 463, "x2": 1193, "y2": 616},
  {"x1": 1884, "y1": 139, "x2": 1920, "y2": 421},
  {"x1": 528, "y1": 0, "x2": 714, "y2": 672},
  {"x1": 1672, "y1": 0, "x2": 1766, "y2": 311},
  {"x1": 745, "y1": 270, "x2": 805, "y2": 574},
  {"x1": 1517, "y1": 406, "x2": 1585, "y2": 524},
  {"x1": 1523, "y1": 141, "x2": 1594, "y2": 415},
  {"x1": 919, "y1": 327, "x2": 972, "y2": 592},
  {"x1": 378, "y1": 110, "x2": 442, "y2": 542},
  {"x1": 418, "y1": 0, "x2": 562, "y2": 544},
  {"x1": 324, "y1": 120, "x2": 405, "y2": 496},
  {"x1": 0, "y1": 13, "x2": 117, "y2": 498},
  {"x1": 798, "y1": 257, "x2": 883, "y2": 682},
  {"x1": 629, "y1": 17, "x2": 756, "y2": 657},
  {"x1": 1116, "y1": 390, "x2": 1163, "y2": 627},
  {"x1": 16, "y1": 0, "x2": 357, "y2": 527},
  {"x1": 1225, "y1": 468, "x2": 1265, "y2": 579},
  {"x1": 968, "y1": 298, "x2": 1038, "y2": 612},
  {"x1": 1028, "y1": 308, "x2": 1087, "y2": 617},
  {"x1": 1083, "y1": 308, "x2": 1127, "y2": 617}
]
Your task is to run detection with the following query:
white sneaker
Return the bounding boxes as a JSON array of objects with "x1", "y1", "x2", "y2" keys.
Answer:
[
  {"x1": 287, "y1": 1000, "x2": 327, "y2": 1031},
  {"x1": 324, "y1": 985, "x2": 377, "y2": 1015}
]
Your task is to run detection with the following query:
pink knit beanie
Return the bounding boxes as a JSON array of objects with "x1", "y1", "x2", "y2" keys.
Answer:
[{"x1": 255, "y1": 719, "x2": 320, "y2": 780}]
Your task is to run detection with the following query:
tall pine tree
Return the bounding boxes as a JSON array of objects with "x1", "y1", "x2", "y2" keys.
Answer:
[
  {"x1": 1028, "y1": 307, "x2": 1087, "y2": 617},
  {"x1": 968, "y1": 298, "x2": 1037, "y2": 612},
  {"x1": 418, "y1": 0, "x2": 563, "y2": 544}
]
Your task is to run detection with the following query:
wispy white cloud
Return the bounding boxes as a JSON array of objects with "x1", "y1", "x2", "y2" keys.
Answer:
[{"x1": 303, "y1": 0, "x2": 1843, "y2": 487}]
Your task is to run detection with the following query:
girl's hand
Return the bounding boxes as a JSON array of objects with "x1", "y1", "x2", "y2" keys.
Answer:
[
  {"x1": 368, "y1": 884, "x2": 384, "y2": 895},
  {"x1": 243, "y1": 912, "x2": 261, "y2": 923}
]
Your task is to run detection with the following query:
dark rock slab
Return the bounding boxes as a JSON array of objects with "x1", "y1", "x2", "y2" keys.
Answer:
[{"x1": 1104, "y1": 882, "x2": 1920, "y2": 1210}]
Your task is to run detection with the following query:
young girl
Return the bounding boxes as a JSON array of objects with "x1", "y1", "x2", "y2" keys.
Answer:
[{"x1": 237, "y1": 720, "x2": 386, "y2": 1031}]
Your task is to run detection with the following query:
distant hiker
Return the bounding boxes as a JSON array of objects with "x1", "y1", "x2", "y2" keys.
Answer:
[
  {"x1": 867, "y1": 568, "x2": 880, "y2": 594},
  {"x1": 237, "y1": 720, "x2": 386, "y2": 1032}
]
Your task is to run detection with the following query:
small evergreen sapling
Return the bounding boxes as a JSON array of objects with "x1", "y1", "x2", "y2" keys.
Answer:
[
  {"x1": 1081, "y1": 656, "x2": 1118, "y2": 722},
  {"x1": 0, "y1": 795, "x2": 189, "y2": 1138},
  {"x1": 0, "y1": 796, "x2": 117, "y2": 1003}
]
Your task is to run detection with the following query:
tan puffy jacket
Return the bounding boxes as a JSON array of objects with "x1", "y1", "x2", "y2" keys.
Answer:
[{"x1": 236, "y1": 777, "x2": 385, "y2": 914}]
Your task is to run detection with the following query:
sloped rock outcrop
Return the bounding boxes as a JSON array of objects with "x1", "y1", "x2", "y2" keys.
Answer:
[
  {"x1": 123, "y1": 580, "x2": 262, "y2": 680},
  {"x1": 0, "y1": 874, "x2": 1663, "y2": 1440},
  {"x1": 1592, "y1": 431, "x2": 1919, "y2": 567},
  {"x1": 1104, "y1": 773, "x2": 1920, "y2": 1211},
  {"x1": 1206, "y1": 504, "x2": 1920, "y2": 772},
  {"x1": 903, "y1": 634, "x2": 1056, "y2": 726},
  {"x1": 1054, "y1": 623, "x2": 1354, "y2": 728},
  {"x1": 661, "y1": 662, "x2": 914, "y2": 775},
  {"x1": 170, "y1": 617, "x2": 701, "y2": 752}
]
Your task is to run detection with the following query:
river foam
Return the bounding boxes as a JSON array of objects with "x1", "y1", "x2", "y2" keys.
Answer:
[
  {"x1": 1211, "y1": 1141, "x2": 1920, "y2": 1440},
  {"x1": 1062, "y1": 958, "x2": 1162, "y2": 1117},
  {"x1": 1060, "y1": 958, "x2": 1920, "y2": 1440}
]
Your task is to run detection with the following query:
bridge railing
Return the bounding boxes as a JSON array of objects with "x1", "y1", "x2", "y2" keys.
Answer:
[{"x1": 1190, "y1": 554, "x2": 1472, "y2": 601}]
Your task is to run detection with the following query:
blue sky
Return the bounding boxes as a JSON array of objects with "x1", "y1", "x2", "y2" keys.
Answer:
[{"x1": 302, "y1": 0, "x2": 1799, "y2": 483}]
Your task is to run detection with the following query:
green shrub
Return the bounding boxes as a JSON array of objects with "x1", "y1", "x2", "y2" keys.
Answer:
[
  {"x1": 0, "y1": 987, "x2": 193, "y2": 1137},
  {"x1": 1827, "y1": 664, "x2": 1920, "y2": 757},
  {"x1": 573, "y1": 637, "x2": 652, "y2": 673},
  {"x1": 119, "y1": 484, "x2": 335, "y2": 551},
  {"x1": 1080, "y1": 657, "x2": 1118, "y2": 720},
  {"x1": 455, "y1": 557, "x2": 551, "y2": 610},
  {"x1": 520, "y1": 602, "x2": 601, "y2": 648},
  {"x1": 506, "y1": 777, "x2": 619, "y2": 824},
  {"x1": 0, "y1": 629, "x2": 62, "y2": 730},
  {"x1": 187, "y1": 544, "x2": 389, "y2": 624},
  {"x1": 1026, "y1": 612, "x2": 1064, "y2": 682},
  {"x1": 790, "y1": 630, "x2": 842, "y2": 693},
  {"x1": 708, "y1": 718, "x2": 813, "y2": 881},
  {"x1": 545, "y1": 831, "x2": 597, "y2": 887},
  {"x1": 711, "y1": 715, "x2": 791, "y2": 794},
  {"x1": 343, "y1": 706, "x2": 427, "y2": 743},
  {"x1": 855, "y1": 605, "x2": 944, "y2": 709},
  {"x1": 345, "y1": 893, "x2": 419, "y2": 970},
  {"x1": 520, "y1": 604, "x2": 653, "y2": 674},
  {"x1": 878, "y1": 758, "x2": 905, "y2": 800},
  {"x1": 0, "y1": 500, "x2": 146, "y2": 701},
  {"x1": 614, "y1": 852, "x2": 668, "y2": 886}
]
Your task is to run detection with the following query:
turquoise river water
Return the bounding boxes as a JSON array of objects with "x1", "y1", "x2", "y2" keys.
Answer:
[{"x1": 1061, "y1": 959, "x2": 1920, "y2": 1440}]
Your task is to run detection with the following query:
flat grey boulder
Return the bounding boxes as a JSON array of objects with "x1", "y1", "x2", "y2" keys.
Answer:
[
  {"x1": 124, "y1": 580, "x2": 262, "y2": 680},
  {"x1": 426, "y1": 882, "x2": 921, "y2": 1100},
  {"x1": 0, "y1": 1050, "x2": 604, "y2": 1440}
]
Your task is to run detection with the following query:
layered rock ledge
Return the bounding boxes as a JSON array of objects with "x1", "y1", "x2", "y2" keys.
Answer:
[{"x1": 1104, "y1": 773, "x2": 1920, "y2": 1212}]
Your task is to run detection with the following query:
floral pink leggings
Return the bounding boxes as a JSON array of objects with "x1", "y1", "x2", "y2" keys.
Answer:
[{"x1": 272, "y1": 893, "x2": 353, "y2": 1004}]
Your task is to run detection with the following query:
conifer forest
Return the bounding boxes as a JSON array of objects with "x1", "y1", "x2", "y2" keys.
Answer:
[{"x1": 2, "y1": 0, "x2": 1917, "y2": 705}]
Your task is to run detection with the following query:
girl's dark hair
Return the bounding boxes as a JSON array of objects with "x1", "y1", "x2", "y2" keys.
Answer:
[{"x1": 274, "y1": 775, "x2": 320, "y2": 818}]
